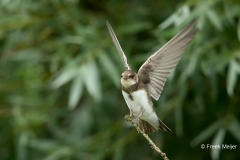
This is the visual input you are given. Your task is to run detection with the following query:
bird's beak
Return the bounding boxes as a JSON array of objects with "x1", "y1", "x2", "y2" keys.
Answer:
[{"x1": 123, "y1": 76, "x2": 128, "y2": 80}]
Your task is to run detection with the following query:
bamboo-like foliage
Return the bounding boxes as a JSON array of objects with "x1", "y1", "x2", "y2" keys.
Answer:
[{"x1": 0, "y1": 0, "x2": 240, "y2": 160}]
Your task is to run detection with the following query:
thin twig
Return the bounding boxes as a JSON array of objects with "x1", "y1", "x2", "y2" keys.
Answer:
[{"x1": 124, "y1": 116, "x2": 169, "y2": 160}]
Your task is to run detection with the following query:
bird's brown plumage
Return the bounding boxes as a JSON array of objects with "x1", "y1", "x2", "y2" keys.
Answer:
[
  {"x1": 138, "y1": 20, "x2": 199, "y2": 100},
  {"x1": 107, "y1": 19, "x2": 198, "y2": 134}
]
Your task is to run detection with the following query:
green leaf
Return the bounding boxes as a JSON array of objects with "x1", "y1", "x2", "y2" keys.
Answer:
[
  {"x1": 120, "y1": 22, "x2": 151, "y2": 34},
  {"x1": 98, "y1": 52, "x2": 120, "y2": 87},
  {"x1": 206, "y1": 10, "x2": 222, "y2": 31},
  {"x1": 158, "y1": 14, "x2": 176, "y2": 30},
  {"x1": 0, "y1": 15, "x2": 36, "y2": 34},
  {"x1": 44, "y1": 147, "x2": 72, "y2": 160},
  {"x1": 238, "y1": 18, "x2": 240, "y2": 43},
  {"x1": 197, "y1": 14, "x2": 206, "y2": 29},
  {"x1": 5, "y1": 48, "x2": 42, "y2": 62},
  {"x1": 227, "y1": 60, "x2": 240, "y2": 96},
  {"x1": 228, "y1": 116, "x2": 240, "y2": 143},
  {"x1": 158, "y1": 5, "x2": 190, "y2": 30},
  {"x1": 68, "y1": 75, "x2": 83, "y2": 110},
  {"x1": 187, "y1": 49, "x2": 200, "y2": 76},
  {"x1": 17, "y1": 133, "x2": 28, "y2": 160},
  {"x1": 29, "y1": 139, "x2": 59, "y2": 152},
  {"x1": 174, "y1": 103, "x2": 183, "y2": 136},
  {"x1": 191, "y1": 119, "x2": 222, "y2": 147},
  {"x1": 70, "y1": 106, "x2": 94, "y2": 137},
  {"x1": 211, "y1": 128, "x2": 226, "y2": 160},
  {"x1": 58, "y1": 36, "x2": 84, "y2": 45},
  {"x1": 174, "y1": 87, "x2": 186, "y2": 137},
  {"x1": 82, "y1": 60, "x2": 101, "y2": 101},
  {"x1": 51, "y1": 66, "x2": 79, "y2": 89},
  {"x1": 224, "y1": 5, "x2": 235, "y2": 24}
]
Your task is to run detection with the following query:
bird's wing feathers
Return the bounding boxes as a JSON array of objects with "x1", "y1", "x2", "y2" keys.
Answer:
[
  {"x1": 106, "y1": 21, "x2": 132, "y2": 70},
  {"x1": 138, "y1": 20, "x2": 198, "y2": 100}
]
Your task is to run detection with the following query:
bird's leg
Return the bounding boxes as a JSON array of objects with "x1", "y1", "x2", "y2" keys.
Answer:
[
  {"x1": 124, "y1": 109, "x2": 133, "y2": 120},
  {"x1": 129, "y1": 109, "x2": 133, "y2": 117},
  {"x1": 131, "y1": 108, "x2": 143, "y2": 123}
]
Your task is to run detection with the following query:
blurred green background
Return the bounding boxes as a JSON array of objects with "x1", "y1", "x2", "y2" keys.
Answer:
[{"x1": 1, "y1": 0, "x2": 240, "y2": 160}]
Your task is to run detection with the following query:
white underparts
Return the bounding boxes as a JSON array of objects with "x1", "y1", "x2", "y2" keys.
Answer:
[{"x1": 122, "y1": 89, "x2": 159, "y2": 129}]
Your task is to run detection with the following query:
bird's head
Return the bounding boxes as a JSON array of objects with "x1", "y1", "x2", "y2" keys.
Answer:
[{"x1": 120, "y1": 70, "x2": 138, "y2": 88}]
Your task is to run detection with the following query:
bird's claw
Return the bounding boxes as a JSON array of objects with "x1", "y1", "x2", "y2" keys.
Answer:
[
  {"x1": 124, "y1": 115, "x2": 129, "y2": 119},
  {"x1": 124, "y1": 111, "x2": 133, "y2": 120},
  {"x1": 124, "y1": 114, "x2": 131, "y2": 120},
  {"x1": 131, "y1": 118, "x2": 139, "y2": 123},
  {"x1": 130, "y1": 109, "x2": 143, "y2": 123}
]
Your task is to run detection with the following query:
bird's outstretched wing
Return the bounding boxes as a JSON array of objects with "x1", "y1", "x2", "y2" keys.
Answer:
[
  {"x1": 138, "y1": 19, "x2": 199, "y2": 100},
  {"x1": 106, "y1": 21, "x2": 132, "y2": 71}
]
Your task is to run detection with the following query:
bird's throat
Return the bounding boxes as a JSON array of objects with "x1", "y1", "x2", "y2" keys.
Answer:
[{"x1": 121, "y1": 80, "x2": 139, "y2": 93}]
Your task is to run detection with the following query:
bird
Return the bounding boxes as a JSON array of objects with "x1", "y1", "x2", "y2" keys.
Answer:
[{"x1": 107, "y1": 20, "x2": 198, "y2": 134}]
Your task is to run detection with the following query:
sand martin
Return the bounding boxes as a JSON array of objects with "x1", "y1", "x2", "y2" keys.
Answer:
[{"x1": 107, "y1": 20, "x2": 198, "y2": 134}]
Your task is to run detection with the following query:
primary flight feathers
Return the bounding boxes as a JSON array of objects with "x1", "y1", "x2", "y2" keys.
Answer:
[
  {"x1": 107, "y1": 20, "x2": 198, "y2": 100},
  {"x1": 106, "y1": 21, "x2": 132, "y2": 71}
]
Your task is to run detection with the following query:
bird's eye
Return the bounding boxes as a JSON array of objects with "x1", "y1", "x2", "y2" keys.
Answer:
[{"x1": 129, "y1": 75, "x2": 134, "y2": 78}]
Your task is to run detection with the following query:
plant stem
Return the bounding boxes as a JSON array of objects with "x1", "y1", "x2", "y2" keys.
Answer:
[{"x1": 125, "y1": 117, "x2": 169, "y2": 160}]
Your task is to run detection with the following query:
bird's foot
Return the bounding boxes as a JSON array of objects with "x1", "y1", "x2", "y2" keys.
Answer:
[
  {"x1": 124, "y1": 110, "x2": 133, "y2": 120},
  {"x1": 130, "y1": 109, "x2": 143, "y2": 123},
  {"x1": 131, "y1": 118, "x2": 140, "y2": 123},
  {"x1": 124, "y1": 114, "x2": 133, "y2": 120}
]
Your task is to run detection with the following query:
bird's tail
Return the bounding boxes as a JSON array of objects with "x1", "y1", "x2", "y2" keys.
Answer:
[
  {"x1": 158, "y1": 119, "x2": 172, "y2": 133},
  {"x1": 139, "y1": 119, "x2": 156, "y2": 134},
  {"x1": 139, "y1": 119, "x2": 172, "y2": 134}
]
